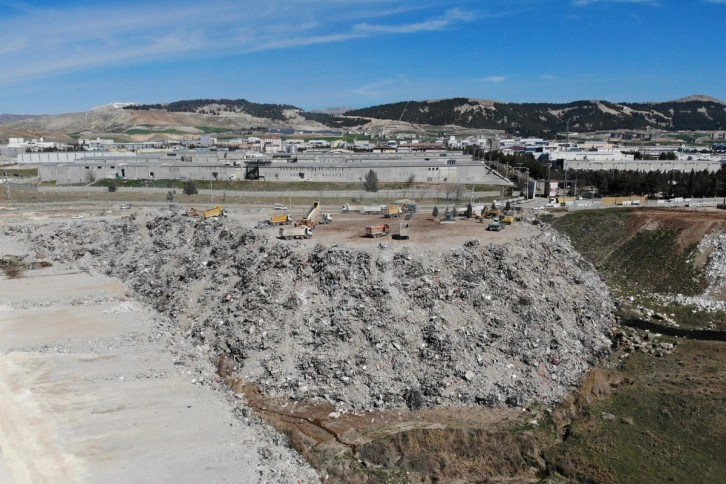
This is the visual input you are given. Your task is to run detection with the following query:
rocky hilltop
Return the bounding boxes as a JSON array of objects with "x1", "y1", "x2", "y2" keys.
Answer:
[{"x1": 13, "y1": 212, "x2": 615, "y2": 411}]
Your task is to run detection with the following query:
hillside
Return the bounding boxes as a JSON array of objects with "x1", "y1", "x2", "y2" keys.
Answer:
[
  {"x1": 2, "y1": 95, "x2": 725, "y2": 144},
  {"x1": 345, "y1": 96, "x2": 726, "y2": 134}
]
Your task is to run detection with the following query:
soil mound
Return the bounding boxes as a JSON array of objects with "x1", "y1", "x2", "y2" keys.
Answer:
[{"x1": 13, "y1": 213, "x2": 615, "y2": 410}]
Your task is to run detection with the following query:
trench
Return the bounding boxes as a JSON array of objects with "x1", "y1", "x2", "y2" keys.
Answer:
[{"x1": 621, "y1": 317, "x2": 726, "y2": 342}]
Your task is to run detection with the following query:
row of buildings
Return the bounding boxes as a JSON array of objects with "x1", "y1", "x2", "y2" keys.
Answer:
[{"x1": 2, "y1": 131, "x2": 725, "y2": 186}]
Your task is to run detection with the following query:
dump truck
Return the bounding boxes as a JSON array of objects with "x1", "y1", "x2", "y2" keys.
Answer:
[
  {"x1": 365, "y1": 224, "x2": 390, "y2": 237},
  {"x1": 383, "y1": 205, "x2": 403, "y2": 218},
  {"x1": 202, "y1": 206, "x2": 227, "y2": 219},
  {"x1": 341, "y1": 203, "x2": 363, "y2": 213},
  {"x1": 279, "y1": 226, "x2": 313, "y2": 240},
  {"x1": 320, "y1": 213, "x2": 333, "y2": 224},
  {"x1": 271, "y1": 214, "x2": 292, "y2": 225},
  {"x1": 296, "y1": 201, "x2": 321, "y2": 228},
  {"x1": 360, "y1": 205, "x2": 384, "y2": 215}
]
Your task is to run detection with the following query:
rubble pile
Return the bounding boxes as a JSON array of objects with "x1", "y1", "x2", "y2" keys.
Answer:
[
  {"x1": 655, "y1": 231, "x2": 726, "y2": 312},
  {"x1": 12, "y1": 212, "x2": 615, "y2": 410}
]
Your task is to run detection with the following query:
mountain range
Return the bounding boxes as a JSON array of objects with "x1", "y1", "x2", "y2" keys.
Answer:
[{"x1": 0, "y1": 95, "x2": 723, "y2": 143}]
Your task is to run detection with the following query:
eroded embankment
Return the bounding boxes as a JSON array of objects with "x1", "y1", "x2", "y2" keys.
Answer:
[{"x1": 10, "y1": 212, "x2": 615, "y2": 411}]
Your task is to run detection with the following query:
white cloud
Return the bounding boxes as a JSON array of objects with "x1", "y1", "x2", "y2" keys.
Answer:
[
  {"x1": 353, "y1": 77, "x2": 412, "y2": 99},
  {"x1": 354, "y1": 8, "x2": 474, "y2": 34},
  {"x1": 0, "y1": 1, "x2": 473, "y2": 84},
  {"x1": 483, "y1": 76, "x2": 506, "y2": 82}
]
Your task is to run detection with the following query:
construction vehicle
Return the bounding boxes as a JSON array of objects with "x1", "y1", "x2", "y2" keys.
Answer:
[
  {"x1": 270, "y1": 214, "x2": 292, "y2": 225},
  {"x1": 341, "y1": 203, "x2": 363, "y2": 213},
  {"x1": 320, "y1": 213, "x2": 333, "y2": 224},
  {"x1": 482, "y1": 207, "x2": 504, "y2": 219},
  {"x1": 402, "y1": 203, "x2": 417, "y2": 213},
  {"x1": 183, "y1": 208, "x2": 201, "y2": 217},
  {"x1": 398, "y1": 222, "x2": 410, "y2": 239},
  {"x1": 279, "y1": 225, "x2": 313, "y2": 240},
  {"x1": 487, "y1": 220, "x2": 503, "y2": 231},
  {"x1": 365, "y1": 224, "x2": 390, "y2": 237},
  {"x1": 360, "y1": 205, "x2": 385, "y2": 215},
  {"x1": 202, "y1": 206, "x2": 227, "y2": 219},
  {"x1": 383, "y1": 205, "x2": 403, "y2": 218},
  {"x1": 501, "y1": 216, "x2": 516, "y2": 225},
  {"x1": 296, "y1": 201, "x2": 321, "y2": 228}
]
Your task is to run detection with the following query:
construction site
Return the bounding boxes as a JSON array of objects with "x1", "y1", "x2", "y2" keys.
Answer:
[{"x1": 1, "y1": 195, "x2": 725, "y2": 483}]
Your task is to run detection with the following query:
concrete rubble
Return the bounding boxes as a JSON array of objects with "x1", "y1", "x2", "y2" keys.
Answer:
[{"x1": 9, "y1": 211, "x2": 616, "y2": 412}]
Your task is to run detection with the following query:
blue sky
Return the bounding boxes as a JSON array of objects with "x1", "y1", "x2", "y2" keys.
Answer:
[{"x1": 0, "y1": 0, "x2": 724, "y2": 114}]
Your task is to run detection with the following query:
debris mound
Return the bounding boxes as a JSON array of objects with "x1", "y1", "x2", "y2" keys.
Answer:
[{"x1": 14, "y1": 213, "x2": 615, "y2": 410}]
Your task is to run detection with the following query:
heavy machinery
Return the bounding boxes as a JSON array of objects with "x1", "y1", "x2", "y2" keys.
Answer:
[
  {"x1": 360, "y1": 205, "x2": 385, "y2": 215},
  {"x1": 365, "y1": 224, "x2": 390, "y2": 237},
  {"x1": 202, "y1": 206, "x2": 227, "y2": 219},
  {"x1": 402, "y1": 203, "x2": 417, "y2": 213},
  {"x1": 501, "y1": 216, "x2": 516, "y2": 225},
  {"x1": 482, "y1": 207, "x2": 503, "y2": 219},
  {"x1": 398, "y1": 222, "x2": 410, "y2": 239},
  {"x1": 296, "y1": 201, "x2": 321, "y2": 228},
  {"x1": 279, "y1": 226, "x2": 313, "y2": 240},
  {"x1": 487, "y1": 220, "x2": 503, "y2": 231},
  {"x1": 383, "y1": 205, "x2": 403, "y2": 218},
  {"x1": 183, "y1": 208, "x2": 201, "y2": 217},
  {"x1": 320, "y1": 213, "x2": 333, "y2": 224},
  {"x1": 341, "y1": 203, "x2": 363, "y2": 213},
  {"x1": 271, "y1": 214, "x2": 292, "y2": 225}
]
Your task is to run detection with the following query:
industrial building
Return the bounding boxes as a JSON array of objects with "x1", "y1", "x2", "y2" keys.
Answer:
[{"x1": 34, "y1": 150, "x2": 491, "y2": 185}]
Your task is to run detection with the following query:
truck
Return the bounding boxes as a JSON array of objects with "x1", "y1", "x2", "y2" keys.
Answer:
[
  {"x1": 279, "y1": 226, "x2": 313, "y2": 240},
  {"x1": 183, "y1": 208, "x2": 201, "y2": 217},
  {"x1": 365, "y1": 224, "x2": 390, "y2": 237},
  {"x1": 270, "y1": 214, "x2": 292, "y2": 225},
  {"x1": 320, "y1": 213, "x2": 333, "y2": 224},
  {"x1": 383, "y1": 205, "x2": 403, "y2": 218},
  {"x1": 296, "y1": 201, "x2": 321, "y2": 228},
  {"x1": 202, "y1": 206, "x2": 227, "y2": 219},
  {"x1": 341, "y1": 203, "x2": 363, "y2": 213},
  {"x1": 360, "y1": 205, "x2": 385, "y2": 215}
]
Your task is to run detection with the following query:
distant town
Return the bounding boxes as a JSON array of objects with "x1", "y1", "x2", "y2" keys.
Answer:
[{"x1": 1, "y1": 127, "x2": 725, "y2": 202}]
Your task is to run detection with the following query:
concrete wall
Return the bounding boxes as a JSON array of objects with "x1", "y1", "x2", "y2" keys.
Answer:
[{"x1": 563, "y1": 158, "x2": 724, "y2": 173}]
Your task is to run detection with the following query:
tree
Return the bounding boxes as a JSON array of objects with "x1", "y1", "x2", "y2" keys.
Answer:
[
  {"x1": 432, "y1": 205, "x2": 439, "y2": 218},
  {"x1": 166, "y1": 190, "x2": 175, "y2": 201},
  {"x1": 465, "y1": 202, "x2": 473, "y2": 219},
  {"x1": 505, "y1": 201, "x2": 511, "y2": 212},
  {"x1": 84, "y1": 170, "x2": 96, "y2": 184},
  {"x1": 183, "y1": 180, "x2": 198, "y2": 195},
  {"x1": 107, "y1": 180, "x2": 117, "y2": 193},
  {"x1": 363, "y1": 169, "x2": 379, "y2": 192}
]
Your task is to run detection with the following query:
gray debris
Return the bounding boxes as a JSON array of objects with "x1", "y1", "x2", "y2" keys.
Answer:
[{"x1": 12, "y1": 215, "x2": 616, "y2": 411}]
